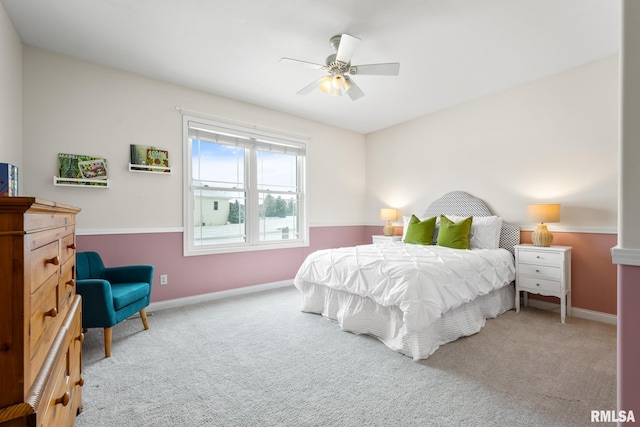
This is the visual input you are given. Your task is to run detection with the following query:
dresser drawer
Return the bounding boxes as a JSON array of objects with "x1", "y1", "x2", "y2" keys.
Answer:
[
  {"x1": 517, "y1": 249, "x2": 563, "y2": 266},
  {"x1": 30, "y1": 240, "x2": 60, "y2": 294},
  {"x1": 518, "y1": 276, "x2": 561, "y2": 294},
  {"x1": 25, "y1": 276, "x2": 65, "y2": 381},
  {"x1": 517, "y1": 263, "x2": 561, "y2": 280},
  {"x1": 36, "y1": 297, "x2": 82, "y2": 427},
  {"x1": 60, "y1": 230, "x2": 76, "y2": 265},
  {"x1": 30, "y1": 274, "x2": 60, "y2": 360},
  {"x1": 59, "y1": 259, "x2": 76, "y2": 311},
  {"x1": 24, "y1": 211, "x2": 75, "y2": 233},
  {"x1": 40, "y1": 350, "x2": 71, "y2": 427}
]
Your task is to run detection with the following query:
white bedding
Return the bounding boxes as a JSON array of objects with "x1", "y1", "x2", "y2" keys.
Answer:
[{"x1": 294, "y1": 241, "x2": 516, "y2": 335}]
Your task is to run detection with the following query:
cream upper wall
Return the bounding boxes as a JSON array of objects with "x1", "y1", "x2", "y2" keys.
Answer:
[
  {"x1": 21, "y1": 46, "x2": 366, "y2": 230},
  {"x1": 0, "y1": 3, "x2": 22, "y2": 169},
  {"x1": 365, "y1": 55, "x2": 619, "y2": 231}
]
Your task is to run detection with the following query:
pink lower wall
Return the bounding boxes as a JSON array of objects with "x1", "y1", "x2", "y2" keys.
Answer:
[
  {"x1": 78, "y1": 226, "x2": 618, "y2": 316},
  {"x1": 520, "y1": 231, "x2": 617, "y2": 315},
  {"x1": 619, "y1": 264, "x2": 640, "y2": 416},
  {"x1": 76, "y1": 226, "x2": 370, "y2": 302}
]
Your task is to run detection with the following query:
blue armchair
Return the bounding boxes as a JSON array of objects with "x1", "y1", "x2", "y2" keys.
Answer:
[{"x1": 75, "y1": 251, "x2": 154, "y2": 358}]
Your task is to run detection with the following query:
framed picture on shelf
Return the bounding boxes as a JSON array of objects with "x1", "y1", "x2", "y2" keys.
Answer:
[
  {"x1": 56, "y1": 153, "x2": 109, "y2": 187},
  {"x1": 130, "y1": 144, "x2": 170, "y2": 173}
]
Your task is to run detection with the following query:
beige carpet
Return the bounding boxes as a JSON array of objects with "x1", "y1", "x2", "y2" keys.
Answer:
[{"x1": 75, "y1": 286, "x2": 616, "y2": 427}]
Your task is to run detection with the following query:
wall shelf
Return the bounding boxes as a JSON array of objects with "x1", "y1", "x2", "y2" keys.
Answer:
[
  {"x1": 128, "y1": 163, "x2": 172, "y2": 174},
  {"x1": 53, "y1": 176, "x2": 110, "y2": 188}
]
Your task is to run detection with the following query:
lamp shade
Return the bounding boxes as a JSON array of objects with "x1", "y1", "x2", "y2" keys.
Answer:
[
  {"x1": 527, "y1": 203, "x2": 561, "y2": 224},
  {"x1": 380, "y1": 208, "x2": 398, "y2": 221}
]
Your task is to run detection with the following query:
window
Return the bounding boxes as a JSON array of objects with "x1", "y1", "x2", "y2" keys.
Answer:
[{"x1": 183, "y1": 116, "x2": 307, "y2": 255}]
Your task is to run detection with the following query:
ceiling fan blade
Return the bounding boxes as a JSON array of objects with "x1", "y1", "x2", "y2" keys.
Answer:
[
  {"x1": 297, "y1": 76, "x2": 331, "y2": 95},
  {"x1": 280, "y1": 57, "x2": 328, "y2": 71},
  {"x1": 344, "y1": 76, "x2": 364, "y2": 101},
  {"x1": 335, "y1": 34, "x2": 360, "y2": 64},
  {"x1": 350, "y1": 62, "x2": 400, "y2": 76}
]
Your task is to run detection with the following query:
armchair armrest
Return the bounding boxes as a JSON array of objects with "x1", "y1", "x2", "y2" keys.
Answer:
[
  {"x1": 103, "y1": 265, "x2": 154, "y2": 286},
  {"x1": 76, "y1": 279, "x2": 118, "y2": 328}
]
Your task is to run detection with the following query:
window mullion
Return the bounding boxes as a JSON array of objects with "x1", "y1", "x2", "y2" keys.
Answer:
[{"x1": 247, "y1": 147, "x2": 258, "y2": 244}]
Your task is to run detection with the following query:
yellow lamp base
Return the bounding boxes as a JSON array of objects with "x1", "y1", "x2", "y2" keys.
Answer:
[
  {"x1": 532, "y1": 223, "x2": 553, "y2": 247},
  {"x1": 383, "y1": 221, "x2": 394, "y2": 236}
]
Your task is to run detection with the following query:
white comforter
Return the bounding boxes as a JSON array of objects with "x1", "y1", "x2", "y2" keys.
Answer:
[{"x1": 294, "y1": 242, "x2": 515, "y2": 334}]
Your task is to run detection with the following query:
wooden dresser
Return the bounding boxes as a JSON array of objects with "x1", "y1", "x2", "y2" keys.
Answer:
[{"x1": 0, "y1": 198, "x2": 83, "y2": 427}]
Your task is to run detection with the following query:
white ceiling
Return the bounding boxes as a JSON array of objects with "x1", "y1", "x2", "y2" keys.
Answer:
[{"x1": 2, "y1": 0, "x2": 620, "y2": 134}]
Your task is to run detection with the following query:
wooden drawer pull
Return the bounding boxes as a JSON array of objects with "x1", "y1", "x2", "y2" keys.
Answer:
[
  {"x1": 54, "y1": 392, "x2": 70, "y2": 407},
  {"x1": 44, "y1": 308, "x2": 58, "y2": 318},
  {"x1": 76, "y1": 377, "x2": 85, "y2": 387},
  {"x1": 67, "y1": 243, "x2": 76, "y2": 250},
  {"x1": 45, "y1": 256, "x2": 60, "y2": 266},
  {"x1": 75, "y1": 333, "x2": 84, "y2": 343},
  {"x1": 66, "y1": 278, "x2": 76, "y2": 287}
]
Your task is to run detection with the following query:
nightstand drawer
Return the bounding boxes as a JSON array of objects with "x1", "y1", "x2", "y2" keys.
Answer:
[
  {"x1": 518, "y1": 276, "x2": 561, "y2": 293},
  {"x1": 517, "y1": 263, "x2": 561, "y2": 280},
  {"x1": 517, "y1": 249, "x2": 563, "y2": 266}
]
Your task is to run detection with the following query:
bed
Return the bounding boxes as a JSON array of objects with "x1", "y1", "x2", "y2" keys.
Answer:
[{"x1": 294, "y1": 191, "x2": 520, "y2": 360}]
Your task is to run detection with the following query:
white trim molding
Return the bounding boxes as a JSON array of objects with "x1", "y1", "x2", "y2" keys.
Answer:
[
  {"x1": 77, "y1": 227, "x2": 184, "y2": 236},
  {"x1": 515, "y1": 225, "x2": 617, "y2": 234},
  {"x1": 611, "y1": 245, "x2": 640, "y2": 266}
]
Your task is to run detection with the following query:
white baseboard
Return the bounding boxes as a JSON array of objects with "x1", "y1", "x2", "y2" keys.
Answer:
[
  {"x1": 147, "y1": 279, "x2": 294, "y2": 313},
  {"x1": 526, "y1": 299, "x2": 617, "y2": 325}
]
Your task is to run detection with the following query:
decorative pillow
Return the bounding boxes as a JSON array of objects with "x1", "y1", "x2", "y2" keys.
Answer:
[
  {"x1": 446, "y1": 215, "x2": 503, "y2": 249},
  {"x1": 437, "y1": 215, "x2": 472, "y2": 249},
  {"x1": 402, "y1": 215, "x2": 430, "y2": 240},
  {"x1": 403, "y1": 215, "x2": 436, "y2": 245}
]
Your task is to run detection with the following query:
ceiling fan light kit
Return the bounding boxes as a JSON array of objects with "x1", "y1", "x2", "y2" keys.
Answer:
[{"x1": 281, "y1": 33, "x2": 400, "y2": 101}]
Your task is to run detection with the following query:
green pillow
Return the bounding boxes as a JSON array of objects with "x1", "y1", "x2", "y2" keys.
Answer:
[
  {"x1": 404, "y1": 215, "x2": 436, "y2": 245},
  {"x1": 437, "y1": 215, "x2": 473, "y2": 249}
]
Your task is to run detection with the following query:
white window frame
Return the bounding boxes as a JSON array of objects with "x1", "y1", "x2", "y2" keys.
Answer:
[{"x1": 183, "y1": 115, "x2": 308, "y2": 256}]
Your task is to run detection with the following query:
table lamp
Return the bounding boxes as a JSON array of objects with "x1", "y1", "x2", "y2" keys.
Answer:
[
  {"x1": 380, "y1": 208, "x2": 398, "y2": 237},
  {"x1": 527, "y1": 203, "x2": 561, "y2": 247}
]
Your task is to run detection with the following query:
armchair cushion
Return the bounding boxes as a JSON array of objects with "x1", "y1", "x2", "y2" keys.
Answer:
[{"x1": 111, "y1": 282, "x2": 151, "y2": 311}]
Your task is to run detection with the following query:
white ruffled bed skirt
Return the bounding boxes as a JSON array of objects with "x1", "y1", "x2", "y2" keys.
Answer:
[{"x1": 296, "y1": 282, "x2": 515, "y2": 360}]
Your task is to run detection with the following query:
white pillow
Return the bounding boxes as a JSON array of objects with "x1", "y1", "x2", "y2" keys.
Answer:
[{"x1": 444, "y1": 215, "x2": 503, "y2": 250}]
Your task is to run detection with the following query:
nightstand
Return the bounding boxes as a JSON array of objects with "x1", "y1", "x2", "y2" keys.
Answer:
[
  {"x1": 372, "y1": 235, "x2": 402, "y2": 244},
  {"x1": 514, "y1": 244, "x2": 572, "y2": 323}
]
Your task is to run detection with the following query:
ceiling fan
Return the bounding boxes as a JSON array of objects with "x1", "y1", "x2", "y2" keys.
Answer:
[{"x1": 280, "y1": 34, "x2": 400, "y2": 101}]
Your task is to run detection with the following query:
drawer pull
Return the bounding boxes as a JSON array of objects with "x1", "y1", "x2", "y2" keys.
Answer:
[
  {"x1": 44, "y1": 308, "x2": 58, "y2": 318},
  {"x1": 45, "y1": 256, "x2": 60, "y2": 266},
  {"x1": 75, "y1": 332, "x2": 84, "y2": 343},
  {"x1": 67, "y1": 243, "x2": 76, "y2": 250},
  {"x1": 76, "y1": 377, "x2": 85, "y2": 387},
  {"x1": 66, "y1": 278, "x2": 76, "y2": 287},
  {"x1": 54, "y1": 392, "x2": 70, "y2": 407}
]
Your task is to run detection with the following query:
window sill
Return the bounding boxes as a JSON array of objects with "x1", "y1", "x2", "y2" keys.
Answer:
[{"x1": 183, "y1": 240, "x2": 309, "y2": 256}]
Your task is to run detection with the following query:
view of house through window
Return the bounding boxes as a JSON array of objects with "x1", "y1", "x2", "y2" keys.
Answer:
[{"x1": 184, "y1": 117, "x2": 306, "y2": 254}]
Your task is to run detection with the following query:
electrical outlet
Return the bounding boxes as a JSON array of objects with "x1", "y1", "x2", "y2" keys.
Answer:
[{"x1": 160, "y1": 274, "x2": 168, "y2": 285}]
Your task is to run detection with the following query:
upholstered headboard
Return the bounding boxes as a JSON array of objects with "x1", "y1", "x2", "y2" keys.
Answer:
[{"x1": 423, "y1": 191, "x2": 520, "y2": 254}]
